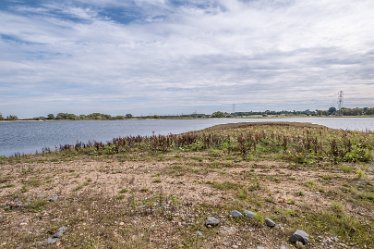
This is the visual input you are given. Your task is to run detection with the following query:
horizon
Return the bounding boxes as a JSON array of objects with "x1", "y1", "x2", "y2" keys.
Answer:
[
  {"x1": 1, "y1": 0, "x2": 374, "y2": 118},
  {"x1": 2, "y1": 106, "x2": 374, "y2": 119}
]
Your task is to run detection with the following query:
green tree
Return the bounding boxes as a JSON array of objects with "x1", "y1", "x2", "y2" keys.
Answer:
[
  {"x1": 6, "y1": 115, "x2": 18, "y2": 120},
  {"x1": 328, "y1": 107, "x2": 337, "y2": 115},
  {"x1": 47, "y1": 114, "x2": 55, "y2": 120},
  {"x1": 125, "y1": 114, "x2": 133, "y2": 118},
  {"x1": 0, "y1": 113, "x2": 3, "y2": 120},
  {"x1": 211, "y1": 111, "x2": 227, "y2": 118}
]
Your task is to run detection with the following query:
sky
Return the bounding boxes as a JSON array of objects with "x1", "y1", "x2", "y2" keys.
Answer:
[{"x1": 1, "y1": 0, "x2": 374, "y2": 117}]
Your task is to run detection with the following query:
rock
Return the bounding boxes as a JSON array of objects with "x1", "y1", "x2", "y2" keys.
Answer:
[
  {"x1": 229, "y1": 210, "x2": 243, "y2": 218},
  {"x1": 5, "y1": 199, "x2": 24, "y2": 210},
  {"x1": 243, "y1": 210, "x2": 256, "y2": 219},
  {"x1": 48, "y1": 194, "x2": 59, "y2": 202},
  {"x1": 47, "y1": 237, "x2": 58, "y2": 244},
  {"x1": 257, "y1": 246, "x2": 265, "y2": 249},
  {"x1": 280, "y1": 245, "x2": 287, "y2": 249},
  {"x1": 290, "y1": 230, "x2": 309, "y2": 245},
  {"x1": 196, "y1": 231, "x2": 203, "y2": 237},
  {"x1": 47, "y1": 226, "x2": 67, "y2": 244},
  {"x1": 119, "y1": 222, "x2": 125, "y2": 226},
  {"x1": 295, "y1": 241, "x2": 305, "y2": 249},
  {"x1": 265, "y1": 218, "x2": 276, "y2": 227},
  {"x1": 205, "y1": 216, "x2": 220, "y2": 227}
]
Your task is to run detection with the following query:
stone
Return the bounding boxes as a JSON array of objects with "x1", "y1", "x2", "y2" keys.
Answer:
[
  {"x1": 290, "y1": 230, "x2": 309, "y2": 245},
  {"x1": 5, "y1": 199, "x2": 24, "y2": 210},
  {"x1": 196, "y1": 231, "x2": 203, "y2": 237},
  {"x1": 205, "y1": 216, "x2": 220, "y2": 227},
  {"x1": 47, "y1": 226, "x2": 67, "y2": 244},
  {"x1": 48, "y1": 194, "x2": 59, "y2": 202},
  {"x1": 229, "y1": 210, "x2": 243, "y2": 218},
  {"x1": 265, "y1": 218, "x2": 276, "y2": 227},
  {"x1": 295, "y1": 241, "x2": 305, "y2": 249},
  {"x1": 280, "y1": 245, "x2": 287, "y2": 249},
  {"x1": 243, "y1": 210, "x2": 256, "y2": 219},
  {"x1": 257, "y1": 246, "x2": 265, "y2": 249}
]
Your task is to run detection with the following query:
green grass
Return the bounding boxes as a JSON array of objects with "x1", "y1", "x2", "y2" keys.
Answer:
[
  {"x1": 206, "y1": 181, "x2": 242, "y2": 191},
  {"x1": 25, "y1": 199, "x2": 47, "y2": 212}
]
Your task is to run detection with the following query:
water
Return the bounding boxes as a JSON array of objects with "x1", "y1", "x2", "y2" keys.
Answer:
[{"x1": 0, "y1": 117, "x2": 373, "y2": 156}]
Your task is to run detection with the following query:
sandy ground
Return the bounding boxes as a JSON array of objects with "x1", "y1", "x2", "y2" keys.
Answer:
[{"x1": 0, "y1": 157, "x2": 373, "y2": 248}]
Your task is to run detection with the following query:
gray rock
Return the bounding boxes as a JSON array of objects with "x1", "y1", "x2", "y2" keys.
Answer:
[
  {"x1": 257, "y1": 246, "x2": 265, "y2": 249},
  {"x1": 295, "y1": 241, "x2": 305, "y2": 249},
  {"x1": 280, "y1": 245, "x2": 287, "y2": 249},
  {"x1": 47, "y1": 237, "x2": 58, "y2": 244},
  {"x1": 243, "y1": 210, "x2": 256, "y2": 219},
  {"x1": 205, "y1": 216, "x2": 220, "y2": 227},
  {"x1": 5, "y1": 199, "x2": 24, "y2": 210},
  {"x1": 265, "y1": 218, "x2": 276, "y2": 227},
  {"x1": 196, "y1": 231, "x2": 203, "y2": 237},
  {"x1": 229, "y1": 210, "x2": 243, "y2": 218},
  {"x1": 290, "y1": 230, "x2": 309, "y2": 245},
  {"x1": 48, "y1": 194, "x2": 59, "y2": 202},
  {"x1": 47, "y1": 226, "x2": 67, "y2": 244}
]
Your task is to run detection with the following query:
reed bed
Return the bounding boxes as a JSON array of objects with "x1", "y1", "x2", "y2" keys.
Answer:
[{"x1": 13, "y1": 122, "x2": 372, "y2": 164}]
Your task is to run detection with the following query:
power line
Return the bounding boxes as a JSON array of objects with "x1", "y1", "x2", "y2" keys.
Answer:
[{"x1": 338, "y1": 91, "x2": 343, "y2": 115}]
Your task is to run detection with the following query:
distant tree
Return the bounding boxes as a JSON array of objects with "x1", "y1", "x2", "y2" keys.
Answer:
[
  {"x1": 56, "y1": 113, "x2": 77, "y2": 120},
  {"x1": 47, "y1": 114, "x2": 55, "y2": 120},
  {"x1": 327, "y1": 107, "x2": 337, "y2": 115},
  {"x1": 211, "y1": 111, "x2": 227, "y2": 118},
  {"x1": 0, "y1": 113, "x2": 3, "y2": 120},
  {"x1": 125, "y1": 114, "x2": 133, "y2": 118},
  {"x1": 6, "y1": 115, "x2": 18, "y2": 120},
  {"x1": 315, "y1": 109, "x2": 327, "y2": 116}
]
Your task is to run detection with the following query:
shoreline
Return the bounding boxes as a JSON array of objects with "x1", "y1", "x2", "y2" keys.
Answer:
[{"x1": 1, "y1": 115, "x2": 374, "y2": 122}]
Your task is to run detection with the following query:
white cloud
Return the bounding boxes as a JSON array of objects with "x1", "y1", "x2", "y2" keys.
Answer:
[{"x1": 0, "y1": 0, "x2": 374, "y2": 117}]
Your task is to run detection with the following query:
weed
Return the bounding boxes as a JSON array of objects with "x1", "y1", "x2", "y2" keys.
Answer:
[
  {"x1": 26, "y1": 199, "x2": 47, "y2": 212},
  {"x1": 355, "y1": 169, "x2": 366, "y2": 179},
  {"x1": 119, "y1": 188, "x2": 129, "y2": 194}
]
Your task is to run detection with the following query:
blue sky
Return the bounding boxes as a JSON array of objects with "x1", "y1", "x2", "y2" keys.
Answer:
[{"x1": 1, "y1": 0, "x2": 374, "y2": 117}]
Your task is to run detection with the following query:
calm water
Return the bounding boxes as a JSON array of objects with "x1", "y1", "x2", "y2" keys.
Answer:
[{"x1": 0, "y1": 117, "x2": 373, "y2": 156}]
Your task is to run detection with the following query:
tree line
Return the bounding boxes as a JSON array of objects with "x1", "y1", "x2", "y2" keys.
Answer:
[
  {"x1": 212, "y1": 106, "x2": 374, "y2": 118},
  {"x1": 0, "y1": 113, "x2": 18, "y2": 120},
  {"x1": 1, "y1": 107, "x2": 374, "y2": 121}
]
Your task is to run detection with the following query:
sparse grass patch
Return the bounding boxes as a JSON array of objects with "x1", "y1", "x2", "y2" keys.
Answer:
[
  {"x1": 25, "y1": 199, "x2": 47, "y2": 212},
  {"x1": 304, "y1": 179, "x2": 316, "y2": 189},
  {"x1": 299, "y1": 203, "x2": 373, "y2": 248},
  {"x1": 119, "y1": 188, "x2": 129, "y2": 194},
  {"x1": 24, "y1": 177, "x2": 41, "y2": 188},
  {"x1": 207, "y1": 181, "x2": 242, "y2": 191}
]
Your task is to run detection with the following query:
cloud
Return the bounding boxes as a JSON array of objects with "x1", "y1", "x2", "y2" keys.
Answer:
[{"x1": 0, "y1": 0, "x2": 374, "y2": 117}]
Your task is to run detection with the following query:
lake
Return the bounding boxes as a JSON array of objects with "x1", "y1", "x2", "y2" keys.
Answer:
[{"x1": 1, "y1": 117, "x2": 374, "y2": 156}]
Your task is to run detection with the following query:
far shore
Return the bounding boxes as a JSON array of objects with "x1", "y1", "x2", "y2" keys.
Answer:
[{"x1": 1, "y1": 115, "x2": 374, "y2": 122}]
